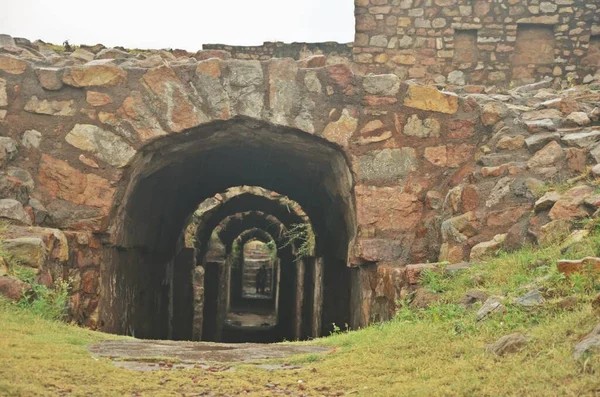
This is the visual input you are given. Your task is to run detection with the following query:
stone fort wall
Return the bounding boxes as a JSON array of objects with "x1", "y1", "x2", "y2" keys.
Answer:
[
  {"x1": 353, "y1": 0, "x2": 599, "y2": 85},
  {"x1": 202, "y1": 41, "x2": 353, "y2": 63}
]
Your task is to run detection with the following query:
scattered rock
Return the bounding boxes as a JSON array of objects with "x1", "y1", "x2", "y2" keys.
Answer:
[
  {"x1": 487, "y1": 333, "x2": 528, "y2": 356},
  {"x1": 459, "y1": 290, "x2": 489, "y2": 309},
  {"x1": 555, "y1": 296, "x2": 578, "y2": 311},
  {"x1": 573, "y1": 323, "x2": 600, "y2": 360},
  {"x1": 558, "y1": 257, "x2": 600, "y2": 277},
  {"x1": 515, "y1": 289, "x2": 545, "y2": 307},
  {"x1": 476, "y1": 296, "x2": 507, "y2": 321}
]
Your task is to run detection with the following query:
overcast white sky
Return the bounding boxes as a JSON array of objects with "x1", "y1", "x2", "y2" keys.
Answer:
[{"x1": 1, "y1": 0, "x2": 355, "y2": 51}]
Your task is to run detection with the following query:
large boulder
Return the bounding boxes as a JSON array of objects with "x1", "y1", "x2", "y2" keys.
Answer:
[{"x1": 476, "y1": 296, "x2": 506, "y2": 321}]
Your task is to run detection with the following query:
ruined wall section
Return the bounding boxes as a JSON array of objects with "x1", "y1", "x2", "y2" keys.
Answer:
[
  {"x1": 1, "y1": 36, "x2": 599, "y2": 328},
  {"x1": 353, "y1": 0, "x2": 599, "y2": 86},
  {"x1": 203, "y1": 41, "x2": 353, "y2": 64}
]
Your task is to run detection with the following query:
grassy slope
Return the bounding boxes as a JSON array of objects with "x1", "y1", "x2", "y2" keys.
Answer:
[{"x1": 1, "y1": 234, "x2": 600, "y2": 396}]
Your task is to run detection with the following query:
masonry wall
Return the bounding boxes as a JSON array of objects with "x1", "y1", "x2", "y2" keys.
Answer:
[
  {"x1": 203, "y1": 41, "x2": 353, "y2": 63},
  {"x1": 353, "y1": 0, "x2": 599, "y2": 85}
]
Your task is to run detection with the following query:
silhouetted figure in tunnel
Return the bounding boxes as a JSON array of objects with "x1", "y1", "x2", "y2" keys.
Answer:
[{"x1": 256, "y1": 265, "x2": 268, "y2": 295}]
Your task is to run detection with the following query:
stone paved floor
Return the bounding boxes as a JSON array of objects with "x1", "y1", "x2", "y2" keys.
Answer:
[{"x1": 89, "y1": 339, "x2": 330, "y2": 371}]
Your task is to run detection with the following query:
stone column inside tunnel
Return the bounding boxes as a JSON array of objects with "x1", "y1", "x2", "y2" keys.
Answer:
[
  {"x1": 192, "y1": 266, "x2": 204, "y2": 341},
  {"x1": 293, "y1": 258, "x2": 305, "y2": 340}
]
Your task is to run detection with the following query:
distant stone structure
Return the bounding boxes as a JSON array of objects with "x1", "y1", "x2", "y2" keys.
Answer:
[
  {"x1": 203, "y1": 41, "x2": 353, "y2": 63},
  {"x1": 353, "y1": 0, "x2": 599, "y2": 85}
]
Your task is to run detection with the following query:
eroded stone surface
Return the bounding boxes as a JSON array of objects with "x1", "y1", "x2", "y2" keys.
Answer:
[{"x1": 65, "y1": 124, "x2": 136, "y2": 167}]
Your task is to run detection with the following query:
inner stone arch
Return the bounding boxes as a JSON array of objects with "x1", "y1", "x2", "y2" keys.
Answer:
[
  {"x1": 200, "y1": 211, "x2": 295, "y2": 342},
  {"x1": 100, "y1": 117, "x2": 356, "y2": 341}
]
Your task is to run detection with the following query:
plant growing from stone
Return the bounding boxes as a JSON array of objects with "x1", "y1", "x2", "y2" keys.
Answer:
[{"x1": 281, "y1": 223, "x2": 315, "y2": 260}]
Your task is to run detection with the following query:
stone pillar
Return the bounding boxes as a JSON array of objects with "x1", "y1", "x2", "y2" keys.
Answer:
[
  {"x1": 171, "y1": 248, "x2": 196, "y2": 340},
  {"x1": 311, "y1": 257, "x2": 324, "y2": 337},
  {"x1": 214, "y1": 255, "x2": 232, "y2": 342},
  {"x1": 192, "y1": 266, "x2": 205, "y2": 341},
  {"x1": 293, "y1": 259, "x2": 305, "y2": 340},
  {"x1": 274, "y1": 258, "x2": 281, "y2": 319}
]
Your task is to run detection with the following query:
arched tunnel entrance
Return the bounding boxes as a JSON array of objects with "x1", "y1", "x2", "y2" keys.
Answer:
[{"x1": 100, "y1": 117, "x2": 356, "y2": 342}]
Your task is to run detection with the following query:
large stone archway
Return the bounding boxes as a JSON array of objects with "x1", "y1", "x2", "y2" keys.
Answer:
[{"x1": 100, "y1": 117, "x2": 356, "y2": 339}]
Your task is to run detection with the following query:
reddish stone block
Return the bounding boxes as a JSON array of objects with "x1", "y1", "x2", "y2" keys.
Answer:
[
  {"x1": 487, "y1": 204, "x2": 531, "y2": 227},
  {"x1": 356, "y1": 185, "x2": 423, "y2": 233},
  {"x1": 558, "y1": 257, "x2": 600, "y2": 277}
]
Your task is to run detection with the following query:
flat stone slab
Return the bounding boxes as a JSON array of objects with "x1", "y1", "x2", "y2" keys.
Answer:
[{"x1": 89, "y1": 339, "x2": 330, "y2": 363}]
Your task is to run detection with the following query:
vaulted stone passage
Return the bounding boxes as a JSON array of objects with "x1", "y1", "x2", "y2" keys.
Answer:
[{"x1": 99, "y1": 117, "x2": 356, "y2": 341}]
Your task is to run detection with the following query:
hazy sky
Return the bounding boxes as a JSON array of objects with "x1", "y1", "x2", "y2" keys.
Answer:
[{"x1": 1, "y1": 0, "x2": 355, "y2": 51}]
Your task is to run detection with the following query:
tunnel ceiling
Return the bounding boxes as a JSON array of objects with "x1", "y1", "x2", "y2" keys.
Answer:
[{"x1": 112, "y1": 117, "x2": 356, "y2": 261}]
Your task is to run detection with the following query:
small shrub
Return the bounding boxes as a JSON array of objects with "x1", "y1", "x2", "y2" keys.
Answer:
[
  {"x1": 17, "y1": 277, "x2": 71, "y2": 321},
  {"x1": 419, "y1": 269, "x2": 449, "y2": 293},
  {"x1": 281, "y1": 223, "x2": 315, "y2": 260}
]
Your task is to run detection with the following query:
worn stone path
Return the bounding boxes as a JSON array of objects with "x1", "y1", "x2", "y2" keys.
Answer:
[{"x1": 89, "y1": 340, "x2": 330, "y2": 371}]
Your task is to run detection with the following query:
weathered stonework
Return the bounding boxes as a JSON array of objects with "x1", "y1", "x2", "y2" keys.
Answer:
[
  {"x1": 0, "y1": 0, "x2": 598, "y2": 337},
  {"x1": 353, "y1": 0, "x2": 599, "y2": 86}
]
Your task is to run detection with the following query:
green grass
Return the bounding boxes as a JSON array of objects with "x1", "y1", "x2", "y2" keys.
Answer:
[{"x1": 1, "y1": 232, "x2": 600, "y2": 395}]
